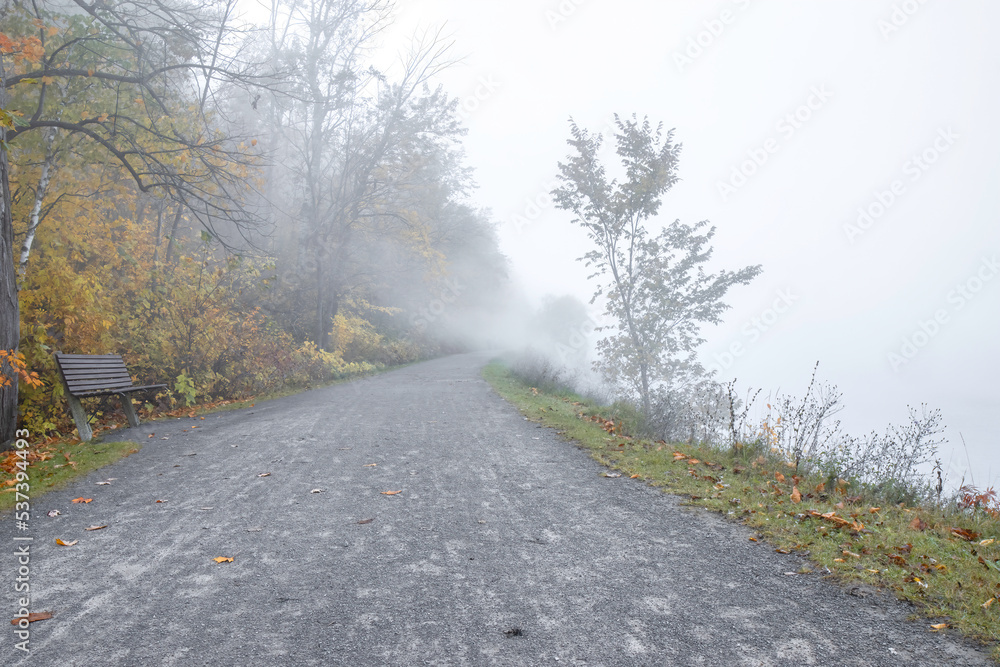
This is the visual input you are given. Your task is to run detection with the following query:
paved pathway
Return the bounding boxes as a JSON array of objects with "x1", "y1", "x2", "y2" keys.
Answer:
[{"x1": 3, "y1": 353, "x2": 993, "y2": 665}]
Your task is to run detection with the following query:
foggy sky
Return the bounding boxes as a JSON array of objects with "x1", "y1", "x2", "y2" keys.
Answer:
[{"x1": 364, "y1": 0, "x2": 1000, "y2": 487}]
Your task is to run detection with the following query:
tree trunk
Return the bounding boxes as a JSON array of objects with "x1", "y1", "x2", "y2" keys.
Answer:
[
  {"x1": 18, "y1": 127, "x2": 56, "y2": 277},
  {"x1": 1, "y1": 54, "x2": 20, "y2": 448}
]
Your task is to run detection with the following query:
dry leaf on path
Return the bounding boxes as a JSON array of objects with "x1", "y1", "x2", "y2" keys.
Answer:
[
  {"x1": 257, "y1": 472, "x2": 271, "y2": 478},
  {"x1": 46, "y1": 510, "x2": 60, "y2": 517},
  {"x1": 55, "y1": 538, "x2": 78, "y2": 546},
  {"x1": 930, "y1": 623, "x2": 948, "y2": 631},
  {"x1": 358, "y1": 518, "x2": 374, "y2": 524},
  {"x1": 85, "y1": 525, "x2": 107, "y2": 531},
  {"x1": 213, "y1": 557, "x2": 234, "y2": 563},
  {"x1": 381, "y1": 490, "x2": 403, "y2": 495},
  {"x1": 10, "y1": 612, "x2": 52, "y2": 625},
  {"x1": 310, "y1": 489, "x2": 323, "y2": 494},
  {"x1": 96, "y1": 482, "x2": 111, "y2": 486},
  {"x1": 363, "y1": 463, "x2": 377, "y2": 467},
  {"x1": 71, "y1": 498, "x2": 92, "y2": 504}
]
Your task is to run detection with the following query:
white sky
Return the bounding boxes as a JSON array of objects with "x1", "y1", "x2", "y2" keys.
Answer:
[{"x1": 358, "y1": 0, "x2": 999, "y2": 487}]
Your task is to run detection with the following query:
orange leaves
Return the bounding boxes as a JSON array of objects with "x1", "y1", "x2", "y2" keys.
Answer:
[
  {"x1": 951, "y1": 528, "x2": 979, "y2": 542},
  {"x1": 790, "y1": 486, "x2": 802, "y2": 504},
  {"x1": 55, "y1": 538, "x2": 77, "y2": 546},
  {"x1": 71, "y1": 497, "x2": 92, "y2": 504},
  {"x1": 381, "y1": 490, "x2": 403, "y2": 496},
  {"x1": 212, "y1": 556, "x2": 234, "y2": 563},
  {"x1": 929, "y1": 623, "x2": 948, "y2": 631},
  {"x1": 774, "y1": 472, "x2": 785, "y2": 483},
  {"x1": 10, "y1": 611, "x2": 52, "y2": 625},
  {"x1": 909, "y1": 516, "x2": 928, "y2": 531}
]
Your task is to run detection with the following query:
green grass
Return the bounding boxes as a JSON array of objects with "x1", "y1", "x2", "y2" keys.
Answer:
[
  {"x1": 1, "y1": 438, "x2": 141, "y2": 512},
  {"x1": 483, "y1": 361, "x2": 1000, "y2": 658}
]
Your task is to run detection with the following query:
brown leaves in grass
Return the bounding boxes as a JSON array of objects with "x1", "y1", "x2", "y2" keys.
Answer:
[
  {"x1": 909, "y1": 516, "x2": 928, "y2": 531},
  {"x1": 951, "y1": 528, "x2": 979, "y2": 542}
]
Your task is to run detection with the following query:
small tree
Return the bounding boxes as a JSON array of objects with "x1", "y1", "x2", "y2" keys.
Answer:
[{"x1": 552, "y1": 114, "x2": 761, "y2": 415}]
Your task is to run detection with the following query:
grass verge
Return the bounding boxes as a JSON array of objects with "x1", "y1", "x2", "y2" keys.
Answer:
[
  {"x1": 483, "y1": 361, "x2": 1000, "y2": 658},
  {"x1": 1, "y1": 439, "x2": 141, "y2": 513}
]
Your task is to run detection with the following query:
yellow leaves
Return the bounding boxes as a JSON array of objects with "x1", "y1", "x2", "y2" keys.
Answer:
[
  {"x1": 212, "y1": 556, "x2": 233, "y2": 563},
  {"x1": 979, "y1": 538, "x2": 995, "y2": 546},
  {"x1": 55, "y1": 538, "x2": 78, "y2": 546},
  {"x1": 929, "y1": 623, "x2": 948, "y2": 631},
  {"x1": 983, "y1": 597, "x2": 996, "y2": 610},
  {"x1": 71, "y1": 497, "x2": 92, "y2": 503},
  {"x1": 381, "y1": 490, "x2": 403, "y2": 495},
  {"x1": 97, "y1": 113, "x2": 109, "y2": 122},
  {"x1": 748, "y1": 536, "x2": 758, "y2": 542}
]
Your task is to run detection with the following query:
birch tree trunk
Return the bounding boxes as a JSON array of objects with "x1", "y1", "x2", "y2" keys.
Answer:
[{"x1": 18, "y1": 127, "x2": 56, "y2": 277}]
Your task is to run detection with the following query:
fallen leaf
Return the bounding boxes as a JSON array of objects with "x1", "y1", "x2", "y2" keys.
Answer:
[
  {"x1": 980, "y1": 538, "x2": 995, "y2": 546},
  {"x1": 629, "y1": 474, "x2": 640, "y2": 479},
  {"x1": 602, "y1": 472, "x2": 622, "y2": 478},
  {"x1": 257, "y1": 472, "x2": 271, "y2": 477},
  {"x1": 687, "y1": 458, "x2": 700, "y2": 465},
  {"x1": 46, "y1": 510, "x2": 61, "y2": 517},
  {"x1": 865, "y1": 569, "x2": 880, "y2": 574},
  {"x1": 774, "y1": 472, "x2": 786, "y2": 483},
  {"x1": 212, "y1": 556, "x2": 234, "y2": 563},
  {"x1": 748, "y1": 537, "x2": 758, "y2": 542},
  {"x1": 843, "y1": 550, "x2": 861, "y2": 559},
  {"x1": 951, "y1": 528, "x2": 979, "y2": 541},
  {"x1": 381, "y1": 490, "x2": 403, "y2": 495},
  {"x1": 310, "y1": 489, "x2": 323, "y2": 493},
  {"x1": 10, "y1": 612, "x2": 52, "y2": 625},
  {"x1": 982, "y1": 598, "x2": 995, "y2": 610},
  {"x1": 672, "y1": 452, "x2": 686, "y2": 461},
  {"x1": 71, "y1": 498, "x2": 92, "y2": 504},
  {"x1": 930, "y1": 623, "x2": 948, "y2": 631},
  {"x1": 357, "y1": 518, "x2": 374, "y2": 524},
  {"x1": 363, "y1": 463, "x2": 377, "y2": 467},
  {"x1": 155, "y1": 499, "x2": 167, "y2": 503},
  {"x1": 869, "y1": 507, "x2": 881, "y2": 513},
  {"x1": 909, "y1": 516, "x2": 928, "y2": 531},
  {"x1": 84, "y1": 525, "x2": 107, "y2": 531},
  {"x1": 790, "y1": 486, "x2": 802, "y2": 504},
  {"x1": 775, "y1": 548, "x2": 790, "y2": 554},
  {"x1": 55, "y1": 538, "x2": 78, "y2": 546},
  {"x1": 96, "y1": 481, "x2": 111, "y2": 486},
  {"x1": 833, "y1": 558, "x2": 846, "y2": 563},
  {"x1": 814, "y1": 482, "x2": 826, "y2": 494},
  {"x1": 148, "y1": 434, "x2": 155, "y2": 438}
]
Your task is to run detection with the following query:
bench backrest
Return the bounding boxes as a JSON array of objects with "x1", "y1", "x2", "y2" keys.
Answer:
[{"x1": 54, "y1": 353, "x2": 135, "y2": 396}]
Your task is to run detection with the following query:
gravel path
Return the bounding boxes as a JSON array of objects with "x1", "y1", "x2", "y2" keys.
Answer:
[{"x1": 3, "y1": 352, "x2": 993, "y2": 665}]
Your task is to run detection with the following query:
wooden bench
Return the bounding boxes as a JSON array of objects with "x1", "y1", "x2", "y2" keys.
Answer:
[{"x1": 54, "y1": 353, "x2": 166, "y2": 441}]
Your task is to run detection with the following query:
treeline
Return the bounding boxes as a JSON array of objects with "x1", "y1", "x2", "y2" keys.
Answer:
[{"x1": 1, "y1": 0, "x2": 510, "y2": 440}]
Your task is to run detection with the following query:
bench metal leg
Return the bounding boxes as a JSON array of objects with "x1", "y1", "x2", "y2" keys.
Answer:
[
  {"x1": 66, "y1": 394, "x2": 94, "y2": 441},
  {"x1": 118, "y1": 393, "x2": 140, "y2": 428}
]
